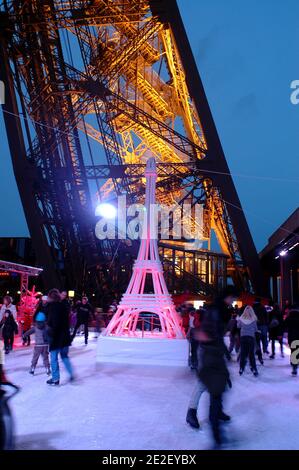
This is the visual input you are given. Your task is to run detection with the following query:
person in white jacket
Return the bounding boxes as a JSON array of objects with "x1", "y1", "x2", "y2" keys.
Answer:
[
  {"x1": 0, "y1": 296, "x2": 17, "y2": 322},
  {"x1": 237, "y1": 306, "x2": 258, "y2": 377}
]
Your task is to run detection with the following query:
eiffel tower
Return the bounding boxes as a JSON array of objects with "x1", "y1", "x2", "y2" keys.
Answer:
[
  {"x1": 105, "y1": 157, "x2": 184, "y2": 338},
  {"x1": 0, "y1": 0, "x2": 264, "y2": 295}
]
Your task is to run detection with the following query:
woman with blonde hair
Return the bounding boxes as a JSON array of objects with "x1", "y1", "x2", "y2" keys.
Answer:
[{"x1": 237, "y1": 305, "x2": 259, "y2": 376}]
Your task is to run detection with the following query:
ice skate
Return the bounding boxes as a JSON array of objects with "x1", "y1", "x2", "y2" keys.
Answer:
[
  {"x1": 47, "y1": 379, "x2": 59, "y2": 386},
  {"x1": 219, "y1": 412, "x2": 231, "y2": 422},
  {"x1": 29, "y1": 367, "x2": 35, "y2": 375},
  {"x1": 46, "y1": 368, "x2": 51, "y2": 376},
  {"x1": 186, "y1": 408, "x2": 200, "y2": 429}
]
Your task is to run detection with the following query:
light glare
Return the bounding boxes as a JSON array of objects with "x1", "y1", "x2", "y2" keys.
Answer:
[{"x1": 95, "y1": 203, "x2": 117, "y2": 219}]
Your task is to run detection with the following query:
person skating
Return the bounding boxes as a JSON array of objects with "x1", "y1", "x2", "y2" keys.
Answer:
[
  {"x1": 227, "y1": 309, "x2": 240, "y2": 355},
  {"x1": 46, "y1": 289, "x2": 74, "y2": 385},
  {"x1": 60, "y1": 291, "x2": 71, "y2": 314},
  {"x1": 23, "y1": 312, "x2": 51, "y2": 375},
  {"x1": 0, "y1": 296, "x2": 17, "y2": 322},
  {"x1": 21, "y1": 309, "x2": 32, "y2": 346},
  {"x1": 238, "y1": 306, "x2": 258, "y2": 376},
  {"x1": 71, "y1": 296, "x2": 93, "y2": 345},
  {"x1": 187, "y1": 308, "x2": 201, "y2": 369},
  {"x1": 0, "y1": 311, "x2": 18, "y2": 354},
  {"x1": 284, "y1": 304, "x2": 299, "y2": 376},
  {"x1": 33, "y1": 295, "x2": 48, "y2": 322},
  {"x1": 268, "y1": 304, "x2": 284, "y2": 359},
  {"x1": 283, "y1": 300, "x2": 291, "y2": 321},
  {"x1": 252, "y1": 298, "x2": 269, "y2": 354},
  {"x1": 187, "y1": 287, "x2": 237, "y2": 445},
  {"x1": 186, "y1": 369, "x2": 231, "y2": 430},
  {"x1": 254, "y1": 327, "x2": 264, "y2": 365}
]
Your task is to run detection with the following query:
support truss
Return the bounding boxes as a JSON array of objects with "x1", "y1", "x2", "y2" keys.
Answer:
[{"x1": 0, "y1": 0, "x2": 264, "y2": 294}]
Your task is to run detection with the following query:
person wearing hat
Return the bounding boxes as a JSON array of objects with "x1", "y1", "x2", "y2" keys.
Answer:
[{"x1": 23, "y1": 311, "x2": 51, "y2": 375}]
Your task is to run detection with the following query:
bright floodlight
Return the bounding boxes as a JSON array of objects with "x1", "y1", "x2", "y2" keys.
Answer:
[
  {"x1": 279, "y1": 250, "x2": 287, "y2": 257},
  {"x1": 95, "y1": 203, "x2": 117, "y2": 219}
]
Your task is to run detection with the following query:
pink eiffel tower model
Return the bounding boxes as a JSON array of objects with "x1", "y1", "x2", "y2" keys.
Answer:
[{"x1": 104, "y1": 157, "x2": 185, "y2": 339}]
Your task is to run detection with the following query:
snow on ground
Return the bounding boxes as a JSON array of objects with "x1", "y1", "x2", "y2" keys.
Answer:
[{"x1": 3, "y1": 335, "x2": 299, "y2": 450}]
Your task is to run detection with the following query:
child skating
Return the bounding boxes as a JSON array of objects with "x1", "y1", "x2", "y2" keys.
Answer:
[
  {"x1": 23, "y1": 312, "x2": 51, "y2": 375},
  {"x1": 0, "y1": 310, "x2": 18, "y2": 354}
]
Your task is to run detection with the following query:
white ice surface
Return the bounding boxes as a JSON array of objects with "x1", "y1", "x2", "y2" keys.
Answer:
[
  {"x1": 4, "y1": 336, "x2": 299, "y2": 450},
  {"x1": 97, "y1": 335, "x2": 188, "y2": 366}
]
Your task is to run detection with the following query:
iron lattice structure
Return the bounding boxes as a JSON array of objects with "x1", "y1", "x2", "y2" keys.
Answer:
[{"x1": 0, "y1": 0, "x2": 264, "y2": 294}]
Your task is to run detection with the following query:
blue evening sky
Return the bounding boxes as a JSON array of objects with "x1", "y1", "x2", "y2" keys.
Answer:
[{"x1": 0, "y1": 0, "x2": 298, "y2": 250}]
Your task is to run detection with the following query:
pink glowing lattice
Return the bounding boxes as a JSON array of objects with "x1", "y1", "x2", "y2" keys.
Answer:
[{"x1": 104, "y1": 157, "x2": 185, "y2": 339}]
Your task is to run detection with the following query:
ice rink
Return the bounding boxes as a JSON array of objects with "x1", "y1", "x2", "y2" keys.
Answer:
[{"x1": 4, "y1": 335, "x2": 299, "y2": 450}]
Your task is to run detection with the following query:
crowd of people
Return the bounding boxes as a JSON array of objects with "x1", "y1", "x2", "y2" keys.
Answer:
[
  {"x1": 0, "y1": 290, "x2": 118, "y2": 385},
  {"x1": 1, "y1": 288, "x2": 299, "y2": 449},
  {"x1": 183, "y1": 289, "x2": 299, "y2": 448}
]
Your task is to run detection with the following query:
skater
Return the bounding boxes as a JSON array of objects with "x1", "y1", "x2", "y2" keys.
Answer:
[
  {"x1": 46, "y1": 289, "x2": 74, "y2": 386},
  {"x1": 71, "y1": 296, "x2": 93, "y2": 345},
  {"x1": 187, "y1": 308, "x2": 201, "y2": 369},
  {"x1": 60, "y1": 291, "x2": 71, "y2": 314},
  {"x1": 284, "y1": 304, "x2": 299, "y2": 376},
  {"x1": 283, "y1": 300, "x2": 291, "y2": 321},
  {"x1": 187, "y1": 287, "x2": 237, "y2": 444},
  {"x1": 238, "y1": 306, "x2": 258, "y2": 376},
  {"x1": 269, "y1": 304, "x2": 284, "y2": 359},
  {"x1": 33, "y1": 296, "x2": 48, "y2": 321},
  {"x1": 0, "y1": 311, "x2": 18, "y2": 354},
  {"x1": 23, "y1": 312, "x2": 51, "y2": 375},
  {"x1": 0, "y1": 296, "x2": 17, "y2": 322},
  {"x1": 21, "y1": 309, "x2": 32, "y2": 346},
  {"x1": 254, "y1": 327, "x2": 264, "y2": 365},
  {"x1": 94, "y1": 308, "x2": 105, "y2": 336},
  {"x1": 227, "y1": 309, "x2": 240, "y2": 355},
  {"x1": 252, "y1": 298, "x2": 269, "y2": 354},
  {"x1": 186, "y1": 378, "x2": 207, "y2": 429}
]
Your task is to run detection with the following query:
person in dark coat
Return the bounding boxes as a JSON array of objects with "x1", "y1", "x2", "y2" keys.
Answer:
[
  {"x1": 71, "y1": 296, "x2": 93, "y2": 345},
  {"x1": 33, "y1": 296, "x2": 48, "y2": 322},
  {"x1": 21, "y1": 309, "x2": 32, "y2": 346},
  {"x1": 60, "y1": 291, "x2": 71, "y2": 314},
  {"x1": 268, "y1": 304, "x2": 284, "y2": 359},
  {"x1": 252, "y1": 298, "x2": 269, "y2": 354},
  {"x1": 46, "y1": 289, "x2": 74, "y2": 386},
  {"x1": 227, "y1": 309, "x2": 240, "y2": 354},
  {"x1": 284, "y1": 305, "x2": 299, "y2": 375},
  {"x1": 0, "y1": 310, "x2": 18, "y2": 354},
  {"x1": 193, "y1": 287, "x2": 237, "y2": 447},
  {"x1": 187, "y1": 308, "x2": 201, "y2": 369}
]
